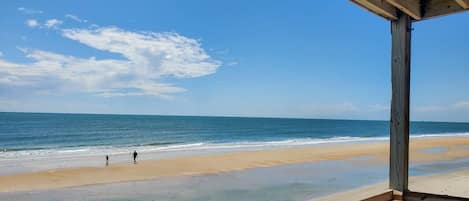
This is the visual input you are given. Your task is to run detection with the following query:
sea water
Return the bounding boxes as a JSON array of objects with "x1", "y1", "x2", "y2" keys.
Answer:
[{"x1": 2, "y1": 112, "x2": 469, "y2": 161}]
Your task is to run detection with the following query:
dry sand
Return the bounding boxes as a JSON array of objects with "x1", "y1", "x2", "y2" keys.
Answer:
[{"x1": 1, "y1": 136, "x2": 469, "y2": 193}]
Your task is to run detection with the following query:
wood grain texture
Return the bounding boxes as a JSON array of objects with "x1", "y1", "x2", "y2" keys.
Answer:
[
  {"x1": 423, "y1": 0, "x2": 467, "y2": 20},
  {"x1": 350, "y1": 0, "x2": 469, "y2": 21},
  {"x1": 389, "y1": 13, "x2": 411, "y2": 192},
  {"x1": 405, "y1": 191, "x2": 469, "y2": 201},
  {"x1": 386, "y1": 0, "x2": 422, "y2": 20},
  {"x1": 455, "y1": 0, "x2": 469, "y2": 9},
  {"x1": 362, "y1": 190, "x2": 394, "y2": 201},
  {"x1": 350, "y1": 0, "x2": 398, "y2": 20}
]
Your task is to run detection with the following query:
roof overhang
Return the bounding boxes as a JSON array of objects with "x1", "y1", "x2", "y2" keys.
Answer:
[{"x1": 350, "y1": 0, "x2": 469, "y2": 21}]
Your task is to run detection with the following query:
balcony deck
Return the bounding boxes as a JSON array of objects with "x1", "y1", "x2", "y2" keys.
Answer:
[{"x1": 347, "y1": 0, "x2": 469, "y2": 199}]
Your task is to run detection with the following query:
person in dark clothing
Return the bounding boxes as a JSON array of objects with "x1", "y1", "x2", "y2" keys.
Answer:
[
  {"x1": 105, "y1": 155, "x2": 109, "y2": 166},
  {"x1": 132, "y1": 150, "x2": 138, "y2": 164}
]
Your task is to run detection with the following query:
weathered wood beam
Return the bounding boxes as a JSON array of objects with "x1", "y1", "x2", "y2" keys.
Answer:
[
  {"x1": 455, "y1": 0, "x2": 469, "y2": 9},
  {"x1": 389, "y1": 13, "x2": 411, "y2": 192},
  {"x1": 349, "y1": 0, "x2": 469, "y2": 21},
  {"x1": 361, "y1": 190, "x2": 394, "y2": 201},
  {"x1": 386, "y1": 0, "x2": 422, "y2": 20},
  {"x1": 422, "y1": 0, "x2": 467, "y2": 20},
  {"x1": 405, "y1": 191, "x2": 469, "y2": 201},
  {"x1": 350, "y1": 0, "x2": 398, "y2": 20}
]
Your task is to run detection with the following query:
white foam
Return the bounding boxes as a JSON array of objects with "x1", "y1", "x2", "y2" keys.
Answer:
[{"x1": 1, "y1": 132, "x2": 469, "y2": 161}]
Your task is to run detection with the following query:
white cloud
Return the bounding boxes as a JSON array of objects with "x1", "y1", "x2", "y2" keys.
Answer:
[
  {"x1": 17, "y1": 7, "x2": 43, "y2": 14},
  {"x1": 0, "y1": 51, "x2": 3, "y2": 57},
  {"x1": 227, "y1": 61, "x2": 239, "y2": 66},
  {"x1": 65, "y1": 14, "x2": 88, "y2": 23},
  {"x1": 26, "y1": 19, "x2": 38, "y2": 27},
  {"x1": 0, "y1": 26, "x2": 221, "y2": 98},
  {"x1": 368, "y1": 104, "x2": 389, "y2": 111},
  {"x1": 0, "y1": 99, "x2": 19, "y2": 111},
  {"x1": 453, "y1": 101, "x2": 469, "y2": 109},
  {"x1": 62, "y1": 27, "x2": 220, "y2": 78},
  {"x1": 44, "y1": 19, "x2": 63, "y2": 28},
  {"x1": 414, "y1": 106, "x2": 445, "y2": 112},
  {"x1": 304, "y1": 102, "x2": 360, "y2": 116},
  {"x1": 213, "y1": 49, "x2": 229, "y2": 55},
  {"x1": 413, "y1": 101, "x2": 469, "y2": 113}
]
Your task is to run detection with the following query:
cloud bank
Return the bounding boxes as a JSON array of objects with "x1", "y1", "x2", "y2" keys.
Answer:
[
  {"x1": 65, "y1": 14, "x2": 88, "y2": 23},
  {"x1": 453, "y1": 101, "x2": 469, "y2": 109},
  {"x1": 0, "y1": 27, "x2": 221, "y2": 98},
  {"x1": 45, "y1": 19, "x2": 63, "y2": 28},
  {"x1": 26, "y1": 19, "x2": 39, "y2": 27},
  {"x1": 17, "y1": 7, "x2": 43, "y2": 14}
]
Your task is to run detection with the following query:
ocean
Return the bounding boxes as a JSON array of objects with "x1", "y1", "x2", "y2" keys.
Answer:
[{"x1": 2, "y1": 112, "x2": 469, "y2": 161}]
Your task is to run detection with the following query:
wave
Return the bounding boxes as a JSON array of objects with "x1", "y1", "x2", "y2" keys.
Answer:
[
  {"x1": 1, "y1": 132, "x2": 469, "y2": 161},
  {"x1": 137, "y1": 142, "x2": 181, "y2": 146}
]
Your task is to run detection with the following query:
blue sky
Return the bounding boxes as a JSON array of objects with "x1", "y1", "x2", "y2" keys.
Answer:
[{"x1": 0, "y1": 0, "x2": 468, "y2": 122}]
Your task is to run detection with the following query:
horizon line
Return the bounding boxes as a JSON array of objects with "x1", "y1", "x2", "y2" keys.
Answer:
[{"x1": 1, "y1": 111, "x2": 468, "y2": 124}]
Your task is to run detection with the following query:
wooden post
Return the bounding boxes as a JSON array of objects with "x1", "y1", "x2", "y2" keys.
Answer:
[{"x1": 389, "y1": 12, "x2": 411, "y2": 192}]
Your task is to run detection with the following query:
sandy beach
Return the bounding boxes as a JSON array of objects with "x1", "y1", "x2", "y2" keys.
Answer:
[{"x1": 1, "y1": 136, "x2": 469, "y2": 193}]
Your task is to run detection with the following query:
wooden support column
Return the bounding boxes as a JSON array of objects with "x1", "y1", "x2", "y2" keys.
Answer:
[{"x1": 389, "y1": 12, "x2": 411, "y2": 193}]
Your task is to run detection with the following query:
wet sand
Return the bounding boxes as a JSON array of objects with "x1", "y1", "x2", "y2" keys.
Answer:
[
  {"x1": 314, "y1": 168, "x2": 469, "y2": 201},
  {"x1": 1, "y1": 136, "x2": 469, "y2": 193}
]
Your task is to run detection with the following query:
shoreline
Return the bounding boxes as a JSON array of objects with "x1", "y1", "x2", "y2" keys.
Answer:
[
  {"x1": 3, "y1": 133, "x2": 469, "y2": 175},
  {"x1": 1, "y1": 136, "x2": 469, "y2": 193}
]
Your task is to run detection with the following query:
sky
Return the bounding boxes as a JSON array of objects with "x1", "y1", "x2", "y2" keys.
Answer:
[{"x1": 0, "y1": 0, "x2": 468, "y2": 122}]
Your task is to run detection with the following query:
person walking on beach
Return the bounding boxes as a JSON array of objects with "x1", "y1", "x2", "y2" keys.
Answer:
[
  {"x1": 132, "y1": 150, "x2": 138, "y2": 164},
  {"x1": 105, "y1": 155, "x2": 109, "y2": 166}
]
